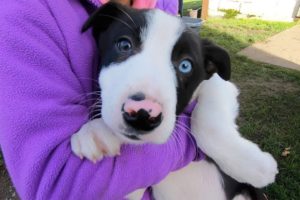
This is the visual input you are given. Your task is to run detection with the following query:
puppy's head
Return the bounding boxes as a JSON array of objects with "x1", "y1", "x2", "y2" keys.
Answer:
[{"x1": 83, "y1": 3, "x2": 230, "y2": 143}]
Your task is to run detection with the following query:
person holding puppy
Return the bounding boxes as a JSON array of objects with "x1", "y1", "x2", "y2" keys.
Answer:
[{"x1": 0, "y1": 0, "x2": 198, "y2": 199}]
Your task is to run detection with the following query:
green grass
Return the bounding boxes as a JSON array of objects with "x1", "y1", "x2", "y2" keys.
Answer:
[
  {"x1": 200, "y1": 18, "x2": 300, "y2": 199},
  {"x1": 182, "y1": 0, "x2": 202, "y2": 16},
  {"x1": 201, "y1": 18, "x2": 296, "y2": 53}
]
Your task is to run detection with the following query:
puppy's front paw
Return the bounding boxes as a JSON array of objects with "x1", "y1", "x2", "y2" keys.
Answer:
[
  {"x1": 71, "y1": 119, "x2": 121, "y2": 163},
  {"x1": 214, "y1": 142, "x2": 278, "y2": 188},
  {"x1": 71, "y1": 130, "x2": 105, "y2": 163},
  {"x1": 246, "y1": 152, "x2": 278, "y2": 188}
]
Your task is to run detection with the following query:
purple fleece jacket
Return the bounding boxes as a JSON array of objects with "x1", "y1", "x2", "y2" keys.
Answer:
[{"x1": 0, "y1": 0, "x2": 197, "y2": 199}]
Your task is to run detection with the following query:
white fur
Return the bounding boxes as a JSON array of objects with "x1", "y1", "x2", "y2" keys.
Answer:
[
  {"x1": 100, "y1": 10, "x2": 185, "y2": 144},
  {"x1": 232, "y1": 194, "x2": 251, "y2": 200},
  {"x1": 191, "y1": 74, "x2": 278, "y2": 188},
  {"x1": 153, "y1": 160, "x2": 226, "y2": 200},
  {"x1": 71, "y1": 118, "x2": 121, "y2": 162}
]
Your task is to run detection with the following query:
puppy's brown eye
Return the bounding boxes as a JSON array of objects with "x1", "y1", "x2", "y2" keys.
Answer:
[{"x1": 116, "y1": 38, "x2": 132, "y2": 52}]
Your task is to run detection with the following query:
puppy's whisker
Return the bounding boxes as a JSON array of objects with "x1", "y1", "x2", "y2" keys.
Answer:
[
  {"x1": 75, "y1": 98, "x2": 101, "y2": 107},
  {"x1": 88, "y1": 106, "x2": 102, "y2": 113},
  {"x1": 179, "y1": 122, "x2": 192, "y2": 132},
  {"x1": 90, "y1": 110, "x2": 102, "y2": 114},
  {"x1": 176, "y1": 115, "x2": 198, "y2": 124},
  {"x1": 175, "y1": 122, "x2": 199, "y2": 152},
  {"x1": 72, "y1": 94, "x2": 96, "y2": 102},
  {"x1": 175, "y1": 123, "x2": 191, "y2": 133},
  {"x1": 87, "y1": 101, "x2": 102, "y2": 115},
  {"x1": 77, "y1": 77, "x2": 101, "y2": 85},
  {"x1": 89, "y1": 102, "x2": 102, "y2": 112},
  {"x1": 78, "y1": 97, "x2": 100, "y2": 103},
  {"x1": 178, "y1": 125, "x2": 200, "y2": 147},
  {"x1": 176, "y1": 115, "x2": 193, "y2": 119},
  {"x1": 176, "y1": 121, "x2": 195, "y2": 135},
  {"x1": 92, "y1": 109, "x2": 101, "y2": 116},
  {"x1": 84, "y1": 91, "x2": 101, "y2": 96},
  {"x1": 90, "y1": 113, "x2": 102, "y2": 120},
  {"x1": 88, "y1": 101, "x2": 102, "y2": 110},
  {"x1": 73, "y1": 91, "x2": 101, "y2": 102},
  {"x1": 172, "y1": 126, "x2": 185, "y2": 163}
]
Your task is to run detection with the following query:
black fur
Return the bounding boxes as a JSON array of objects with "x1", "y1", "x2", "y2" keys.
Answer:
[
  {"x1": 172, "y1": 30, "x2": 231, "y2": 114},
  {"x1": 82, "y1": 3, "x2": 147, "y2": 67}
]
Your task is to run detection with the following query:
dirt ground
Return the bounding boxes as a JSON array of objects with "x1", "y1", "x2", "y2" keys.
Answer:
[{"x1": 0, "y1": 152, "x2": 18, "y2": 200}]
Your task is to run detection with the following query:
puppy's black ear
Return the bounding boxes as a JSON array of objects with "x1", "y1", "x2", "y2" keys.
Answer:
[
  {"x1": 202, "y1": 39, "x2": 231, "y2": 80},
  {"x1": 82, "y1": 2, "x2": 124, "y2": 35}
]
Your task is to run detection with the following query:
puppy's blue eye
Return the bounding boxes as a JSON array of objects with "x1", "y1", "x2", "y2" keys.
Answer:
[
  {"x1": 117, "y1": 38, "x2": 132, "y2": 52},
  {"x1": 178, "y1": 60, "x2": 192, "y2": 74}
]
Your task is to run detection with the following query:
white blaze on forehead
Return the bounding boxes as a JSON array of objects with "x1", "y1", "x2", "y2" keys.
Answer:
[{"x1": 141, "y1": 10, "x2": 185, "y2": 58}]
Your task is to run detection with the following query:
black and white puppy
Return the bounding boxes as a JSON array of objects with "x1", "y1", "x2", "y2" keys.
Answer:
[{"x1": 71, "y1": 3, "x2": 278, "y2": 200}]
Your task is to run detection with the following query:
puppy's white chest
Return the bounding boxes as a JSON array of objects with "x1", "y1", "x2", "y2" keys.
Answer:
[{"x1": 152, "y1": 161, "x2": 226, "y2": 200}]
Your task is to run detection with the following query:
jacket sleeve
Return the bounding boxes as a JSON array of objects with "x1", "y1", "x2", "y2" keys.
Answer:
[
  {"x1": 156, "y1": 0, "x2": 179, "y2": 15},
  {"x1": 0, "y1": 1, "x2": 196, "y2": 199}
]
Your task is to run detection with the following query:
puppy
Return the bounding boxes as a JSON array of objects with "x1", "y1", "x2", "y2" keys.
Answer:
[{"x1": 71, "y1": 3, "x2": 278, "y2": 199}]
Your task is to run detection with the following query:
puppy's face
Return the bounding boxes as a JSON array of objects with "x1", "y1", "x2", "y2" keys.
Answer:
[{"x1": 83, "y1": 3, "x2": 230, "y2": 143}]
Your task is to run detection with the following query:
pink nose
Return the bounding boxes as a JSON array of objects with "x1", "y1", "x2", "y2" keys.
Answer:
[
  {"x1": 123, "y1": 99, "x2": 162, "y2": 118},
  {"x1": 122, "y1": 96, "x2": 163, "y2": 132}
]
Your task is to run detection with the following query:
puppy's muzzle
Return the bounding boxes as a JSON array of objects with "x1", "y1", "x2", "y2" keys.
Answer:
[{"x1": 122, "y1": 92, "x2": 163, "y2": 132}]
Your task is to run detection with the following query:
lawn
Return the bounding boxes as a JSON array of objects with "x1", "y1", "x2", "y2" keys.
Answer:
[
  {"x1": 200, "y1": 18, "x2": 300, "y2": 200},
  {"x1": 182, "y1": 0, "x2": 202, "y2": 16}
]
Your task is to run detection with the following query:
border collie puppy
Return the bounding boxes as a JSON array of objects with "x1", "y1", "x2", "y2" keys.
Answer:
[{"x1": 71, "y1": 3, "x2": 278, "y2": 199}]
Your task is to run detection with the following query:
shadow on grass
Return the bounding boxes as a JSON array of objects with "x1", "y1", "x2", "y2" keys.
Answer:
[{"x1": 200, "y1": 25, "x2": 300, "y2": 200}]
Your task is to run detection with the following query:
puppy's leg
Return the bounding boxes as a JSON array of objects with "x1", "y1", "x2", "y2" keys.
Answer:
[
  {"x1": 71, "y1": 118, "x2": 121, "y2": 163},
  {"x1": 152, "y1": 160, "x2": 226, "y2": 200},
  {"x1": 191, "y1": 74, "x2": 278, "y2": 188}
]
